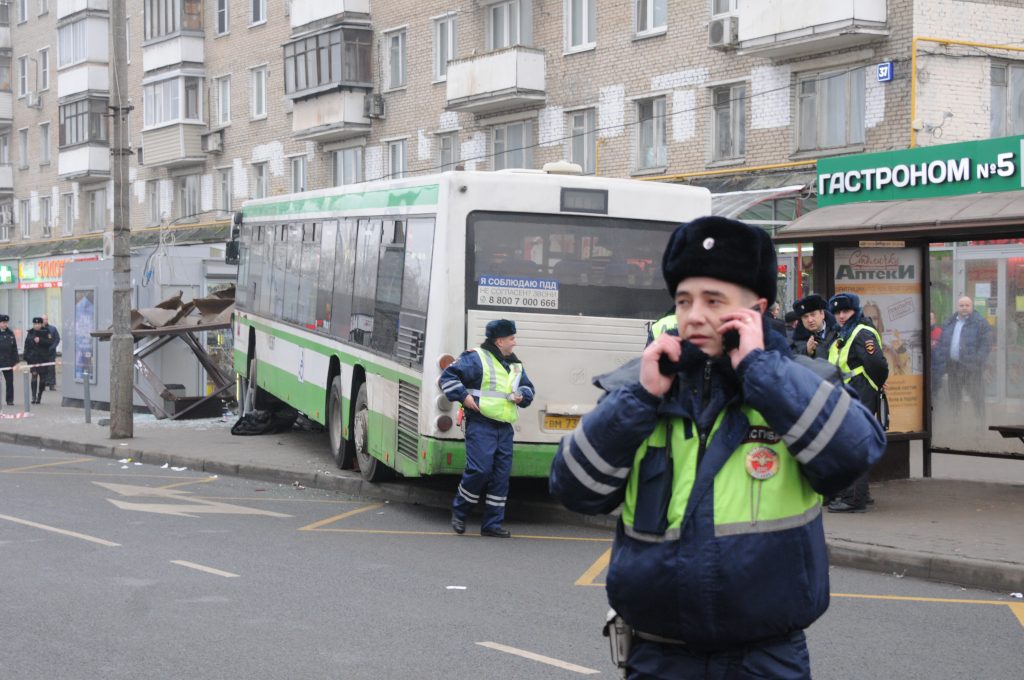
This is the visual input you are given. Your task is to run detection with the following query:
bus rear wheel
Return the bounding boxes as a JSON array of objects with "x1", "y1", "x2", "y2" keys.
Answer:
[
  {"x1": 353, "y1": 383, "x2": 393, "y2": 483},
  {"x1": 328, "y1": 376, "x2": 354, "y2": 469}
]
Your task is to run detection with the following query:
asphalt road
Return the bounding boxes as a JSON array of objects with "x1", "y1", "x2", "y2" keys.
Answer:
[{"x1": 1, "y1": 443, "x2": 1021, "y2": 680}]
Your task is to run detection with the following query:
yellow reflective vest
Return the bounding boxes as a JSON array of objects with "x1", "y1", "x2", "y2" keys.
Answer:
[
  {"x1": 469, "y1": 347, "x2": 521, "y2": 424},
  {"x1": 827, "y1": 324, "x2": 883, "y2": 391}
]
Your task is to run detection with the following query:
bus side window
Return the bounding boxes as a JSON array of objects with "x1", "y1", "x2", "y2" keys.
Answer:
[
  {"x1": 316, "y1": 220, "x2": 339, "y2": 330},
  {"x1": 297, "y1": 223, "x2": 320, "y2": 324},
  {"x1": 370, "y1": 219, "x2": 405, "y2": 356},
  {"x1": 350, "y1": 218, "x2": 383, "y2": 348},
  {"x1": 330, "y1": 218, "x2": 357, "y2": 342},
  {"x1": 396, "y1": 218, "x2": 434, "y2": 365},
  {"x1": 283, "y1": 224, "x2": 303, "y2": 322}
]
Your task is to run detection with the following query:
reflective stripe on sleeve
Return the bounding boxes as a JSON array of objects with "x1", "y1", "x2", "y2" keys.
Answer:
[
  {"x1": 794, "y1": 388, "x2": 852, "y2": 464},
  {"x1": 571, "y1": 422, "x2": 631, "y2": 480},
  {"x1": 783, "y1": 380, "x2": 834, "y2": 448},
  {"x1": 714, "y1": 504, "x2": 821, "y2": 537},
  {"x1": 560, "y1": 436, "x2": 623, "y2": 496},
  {"x1": 623, "y1": 525, "x2": 681, "y2": 543}
]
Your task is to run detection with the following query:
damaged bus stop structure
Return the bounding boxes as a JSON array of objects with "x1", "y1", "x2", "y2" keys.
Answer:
[{"x1": 775, "y1": 134, "x2": 1024, "y2": 477}]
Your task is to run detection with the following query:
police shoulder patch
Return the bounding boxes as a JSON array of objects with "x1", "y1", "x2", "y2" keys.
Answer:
[
  {"x1": 744, "y1": 426, "x2": 781, "y2": 445},
  {"x1": 864, "y1": 339, "x2": 876, "y2": 354}
]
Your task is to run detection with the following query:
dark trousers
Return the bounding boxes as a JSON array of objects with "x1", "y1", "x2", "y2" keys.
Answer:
[
  {"x1": 626, "y1": 630, "x2": 811, "y2": 680},
  {"x1": 451, "y1": 417, "x2": 514, "y2": 531},
  {"x1": 946, "y1": 360, "x2": 985, "y2": 419},
  {"x1": 0, "y1": 367, "x2": 13, "y2": 404},
  {"x1": 30, "y1": 370, "x2": 45, "y2": 402}
]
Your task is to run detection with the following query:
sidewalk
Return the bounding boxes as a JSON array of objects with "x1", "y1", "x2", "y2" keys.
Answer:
[{"x1": 1, "y1": 385, "x2": 1021, "y2": 594}]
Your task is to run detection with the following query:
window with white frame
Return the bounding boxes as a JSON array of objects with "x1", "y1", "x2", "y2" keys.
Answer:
[
  {"x1": 0, "y1": 60, "x2": 10, "y2": 92},
  {"x1": 385, "y1": 29, "x2": 406, "y2": 90},
  {"x1": 991, "y1": 63, "x2": 1024, "y2": 137},
  {"x1": 146, "y1": 179, "x2": 161, "y2": 225},
  {"x1": 38, "y1": 0, "x2": 48, "y2": 16},
  {"x1": 57, "y1": 19, "x2": 86, "y2": 67},
  {"x1": 143, "y1": 76, "x2": 203, "y2": 128},
  {"x1": 62, "y1": 193, "x2": 74, "y2": 235},
  {"x1": 566, "y1": 0, "x2": 596, "y2": 51},
  {"x1": 253, "y1": 162, "x2": 268, "y2": 198},
  {"x1": 332, "y1": 147, "x2": 362, "y2": 186},
  {"x1": 40, "y1": 196, "x2": 51, "y2": 237},
  {"x1": 176, "y1": 174, "x2": 200, "y2": 221},
  {"x1": 218, "y1": 168, "x2": 232, "y2": 213},
  {"x1": 251, "y1": 0, "x2": 265, "y2": 25},
  {"x1": 489, "y1": 0, "x2": 527, "y2": 50},
  {"x1": 712, "y1": 83, "x2": 745, "y2": 161},
  {"x1": 59, "y1": 98, "x2": 108, "y2": 147},
  {"x1": 251, "y1": 66, "x2": 267, "y2": 118},
  {"x1": 39, "y1": 122, "x2": 50, "y2": 164},
  {"x1": 0, "y1": 3, "x2": 8, "y2": 26},
  {"x1": 636, "y1": 97, "x2": 666, "y2": 169},
  {"x1": 17, "y1": 0, "x2": 26, "y2": 23},
  {"x1": 711, "y1": 0, "x2": 736, "y2": 15},
  {"x1": 283, "y1": 28, "x2": 373, "y2": 95},
  {"x1": 290, "y1": 156, "x2": 307, "y2": 193},
  {"x1": 437, "y1": 132, "x2": 458, "y2": 170},
  {"x1": 434, "y1": 15, "x2": 456, "y2": 80},
  {"x1": 388, "y1": 140, "x2": 407, "y2": 179},
  {"x1": 493, "y1": 120, "x2": 533, "y2": 170},
  {"x1": 568, "y1": 109, "x2": 596, "y2": 174},
  {"x1": 797, "y1": 68, "x2": 865, "y2": 151},
  {"x1": 217, "y1": 0, "x2": 229, "y2": 35},
  {"x1": 38, "y1": 48, "x2": 48, "y2": 90},
  {"x1": 635, "y1": 0, "x2": 666, "y2": 35},
  {"x1": 87, "y1": 188, "x2": 106, "y2": 232},
  {"x1": 0, "y1": 134, "x2": 8, "y2": 164},
  {"x1": 215, "y1": 75, "x2": 231, "y2": 125},
  {"x1": 17, "y1": 128, "x2": 27, "y2": 169},
  {"x1": 17, "y1": 55, "x2": 27, "y2": 96},
  {"x1": 19, "y1": 199, "x2": 30, "y2": 238}
]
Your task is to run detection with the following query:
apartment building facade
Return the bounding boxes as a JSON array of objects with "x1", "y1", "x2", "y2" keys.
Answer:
[{"x1": 1, "y1": 0, "x2": 1023, "y2": 335}]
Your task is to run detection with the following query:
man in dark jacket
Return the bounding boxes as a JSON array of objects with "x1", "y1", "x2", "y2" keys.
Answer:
[
  {"x1": 933, "y1": 296, "x2": 992, "y2": 420},
  {"x1": 42, "y1": 314, "x2": 60, "y2": 390},
  {"x1": 0, "y1": 315, "x2": 19, "y2": 406},
  {"x1": 24, "y1": 317, "x2": 53, "y2": 404},
  {"x1": 793, "y1": 294, "x2": 838, "y2": 359},
  {"x1": 549, "y1": 217, "x2": 885, "y2": 678}
]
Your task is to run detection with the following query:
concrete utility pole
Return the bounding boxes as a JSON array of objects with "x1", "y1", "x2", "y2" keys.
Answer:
[{"x1": 109, "y1": 0, "x2": 133, "y2": 439}]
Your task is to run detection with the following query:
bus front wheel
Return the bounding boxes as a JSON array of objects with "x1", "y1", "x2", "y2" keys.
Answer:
[
  {"x1": 328, "y1": 376, "x2": 354, "y2": 469},
  {"x1": 353, "y1": 383, "x2": 393, "y2": 483}
]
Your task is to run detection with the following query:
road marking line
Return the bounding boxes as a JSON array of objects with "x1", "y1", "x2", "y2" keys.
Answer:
[
  {"x1": 476, "y1": 641, "x2": 599, "y2": 675},
  {"x1": 310, "y1": 527, "x2": 611, "y2": 541},
  {"x1": 171, "y1": 560, "x2": 239, "y2": 578},
  {"x1": 158, "y1": 476, "x2": 219, "y2": 490},
  {"x1": 1009, "y1": 603, "x2": 1024, "y2": 628},
  {"x1": 833, "y1": 592, "x2": 1024, "y2": 630},
  {"x1": 298, "y1": 502, "x2": 386, "y2": 531},
  {"x1": 575, "y1": 548, "x2": 611, "y2": 587},
  {"x1": 1, "y1": 457, "x2": 95, "y2": 474},
  {"x1": 0, "y1": 513, "x2": 120, "y2": 547}
]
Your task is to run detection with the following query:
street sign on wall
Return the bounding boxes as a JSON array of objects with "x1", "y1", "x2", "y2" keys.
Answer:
[{"x1": 817, "y1": 135, "x2": 1024, "y2": 206}]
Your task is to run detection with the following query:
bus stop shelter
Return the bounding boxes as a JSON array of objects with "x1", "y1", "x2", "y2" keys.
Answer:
[{"x1": 775, "y1": 135, "x2": 1024, "y2": 477}]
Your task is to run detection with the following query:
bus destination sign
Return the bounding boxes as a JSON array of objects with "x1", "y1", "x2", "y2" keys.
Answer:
[{"x1": 477, "y1": 276, "x2": 559, "y2": 310}]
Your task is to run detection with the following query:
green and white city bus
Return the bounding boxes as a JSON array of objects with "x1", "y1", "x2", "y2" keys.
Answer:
[{"x1": 232, "y1": 165, "x2": 710, "y2": 482}]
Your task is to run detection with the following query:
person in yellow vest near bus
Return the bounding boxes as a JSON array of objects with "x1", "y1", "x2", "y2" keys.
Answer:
[
  {"x1": 826, "y1": 292, "x2": 889, "y2": 513},
  {"x1": 439, "y1": 319, "x2": 535, "y2": 538},
  {"x1": 549, "y1": 216, "x2": 885, "y2": 678}
]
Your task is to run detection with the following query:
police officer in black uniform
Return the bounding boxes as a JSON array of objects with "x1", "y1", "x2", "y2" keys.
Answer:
[
  {"x1": 24, "y1": 317, "x2": 53, "y2": 404},
  {"x1": 0, "y1": 315, "x2": 19, "y2": 406},
  {"x1": 793, "y1": 294, "x2": 838, "y2": 359}
]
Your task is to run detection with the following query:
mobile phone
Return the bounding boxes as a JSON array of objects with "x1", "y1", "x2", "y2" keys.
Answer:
[{"x1": 723, "y1": 329, "x2": 741, "y2": 352}]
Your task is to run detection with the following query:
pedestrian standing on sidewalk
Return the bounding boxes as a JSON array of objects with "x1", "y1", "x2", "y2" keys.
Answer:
[
  {"x1": 0, "y1": 315, "x2": 18, "y2": 406},
  {"x1": 42, "y1": 314, "x2": 60, "y2": 391},
  {"x1": 439, "y1": 319, "x2": 535, "y2": 538},
  {"x1": 826, "y1": 293, "x2": 889, "y2": 513},
  {"x1": 24, "y1": 317, "x2": 53, "y2": 405},
  {"x1": 549, "y1": 216, "x2": 885, "y2": 678},
  {"x1": 933, "y1": 296, "x2": 992, "y2": 422}
]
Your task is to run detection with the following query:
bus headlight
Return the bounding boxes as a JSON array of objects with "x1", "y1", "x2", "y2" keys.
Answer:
[
  {"x1": 436, "y1": 415, "x2": 453, "y2": 432},
  {"x1": 436, "y1": 395, "x2": 452, "y2": 411}
]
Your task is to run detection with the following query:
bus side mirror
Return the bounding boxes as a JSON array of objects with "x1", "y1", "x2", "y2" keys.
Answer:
[{"x1": 225, "y1": 240, "x2": 239, "y2": 265}]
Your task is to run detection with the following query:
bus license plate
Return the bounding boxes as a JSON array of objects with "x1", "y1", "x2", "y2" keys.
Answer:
[{"x1": 544, "y1": 414, "x2": 580, "y2": 431}]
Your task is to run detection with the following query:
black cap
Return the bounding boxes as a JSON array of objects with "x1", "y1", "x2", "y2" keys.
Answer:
[
  {"x1": 784, "y1": 310, "x2": 801, "y2": 324},
  {"x1": 32, "y1": 316, "x2": 43, "y2": 324},
  {"x1": 661, "y1": 216, "x2": 777, "y2": 306},
  {"x1": 828, "y1": 293, "x2": 861, "y2": 314},
  {"x1": 793, "y1": 294, "x2": 827, "y2": 316},
  {"x1": 0, "y1": 315, "x2": 8, "y2": 323},
  {"x1": 485, "y1": 319, "x2": 517, "y2": 340}
]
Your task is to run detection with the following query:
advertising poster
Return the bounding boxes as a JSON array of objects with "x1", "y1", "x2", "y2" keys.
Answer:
[
  {"x1": 74, "y1": 289, "x2": 97, "y2": 384},
  {"x1": 834, "y1": 247, "x2": 924, "y2": 433}
]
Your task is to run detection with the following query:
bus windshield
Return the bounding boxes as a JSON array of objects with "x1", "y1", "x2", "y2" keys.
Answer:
[{"x1": 467, "y1": 211, "x2": 678, "y2": 319}]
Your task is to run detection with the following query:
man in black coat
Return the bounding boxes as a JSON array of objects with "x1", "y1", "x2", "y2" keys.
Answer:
[
  {"x1": 0, "y1": 315, "x2": 19, "y2": 406},
  {"x1": 933, "y1": 296, "x2": 993, "y2": 420},
  {"x1": 42, "y1": 314, "x2": 60, "y2": 390},
  {"x1": 793, "y1": 294, "x2": 838, "y2": 359},
  {"x1": 24, "y1": 317, "x2": 53, "y2": 404}
]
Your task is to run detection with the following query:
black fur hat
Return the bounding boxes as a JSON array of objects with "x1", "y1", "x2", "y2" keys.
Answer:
[
  {"x1": 793, "y1": 294, "x2": 827, "y2": 316},
  {"x1": 485, "y1": 319, "x2": 517, "y2": 339},
  {"x1": 32, "y1": 316, "x2": 43, "y2": 324},
  {"x1": 661, "y1": 216, "x2": 777, "y2": 306},
  {"x1": 0, "y1": 315, "x2": 8, "y2": 322},
  {"x1": 828, "y1": 293, "x2": 861, "y2": 314}
]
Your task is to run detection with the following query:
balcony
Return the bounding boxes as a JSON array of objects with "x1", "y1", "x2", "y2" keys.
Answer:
[
  {"x1": 0, "y1": 164, "x2": 12, "y2": 193},
  {"x1": 736, "y1": 0, "x2": 887, "y2": 59},
  {"x1": 141, "y1": 123, "x2": 205, "y2": 168},
  {"x1": 58, "y1": 145, "x2": 110, "y2": 181},
  {"x1": 0, "y1": 25, "x2": 10, "y2": 50},
  {"x1": 143, "y1": 34, "x2": 205, "y2": 72},
  {"x1": 446, "y1": 46, "x2": 546, "y2": 115},
  {"x1": 292, "y1": 91, "x2": 371, "y2": 142},
  {"x1": 0, "y1": 91, "x2": 11, "y2": 125},
  {"x1": 290, "y1": 0, "x2": 370, "y2": 30},
  {"x1": 58, "y1": 64, "x2": 110, "y2": 99},
  {"x1": 58, "y1": 0, "x2": 109, "y2": 20}
]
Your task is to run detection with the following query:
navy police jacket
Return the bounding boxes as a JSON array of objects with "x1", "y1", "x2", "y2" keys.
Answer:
[
  {"x1": 439, "y1": 344, "x2": 535, "y2": 424},
  {"x1": 549, "y1": 324, "x2": 886, "y2": 648}
]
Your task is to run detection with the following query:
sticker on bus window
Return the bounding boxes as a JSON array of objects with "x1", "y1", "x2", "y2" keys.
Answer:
[{"x1": 477, "y1": 276, "x2": 559, "y2": 310}]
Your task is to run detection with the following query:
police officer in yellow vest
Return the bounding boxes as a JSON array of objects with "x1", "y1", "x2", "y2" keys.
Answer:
[
  {"x1": 549, "y1": 217, "x2": 885, "y2": 678},
  {"x1": 825, "y1": 292, "x2": 888, "y2": 513},
  {"x1": 440, "y1": 319, "x2": 535, "y2": 537}
]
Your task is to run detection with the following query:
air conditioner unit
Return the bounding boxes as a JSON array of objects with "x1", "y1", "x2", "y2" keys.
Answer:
[
  {"x1": 709, "y1": 16, "x2": 739, "y2": 50},
  {"x1": 202, "y1": 130, "x2": 224, "y2": 153},
  {"x1": 364, "y1": 93, "x2": 385, "y2": 119}
]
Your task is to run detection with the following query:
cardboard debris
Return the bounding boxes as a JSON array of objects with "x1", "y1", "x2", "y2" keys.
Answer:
[{"x1": 106, "y1": 287, "x2": 235, "y2": 333}]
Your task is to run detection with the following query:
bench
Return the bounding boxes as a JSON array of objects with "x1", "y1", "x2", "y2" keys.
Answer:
[{"x1": 988, "y1": 425, "x2": 1024, "y2": 446}]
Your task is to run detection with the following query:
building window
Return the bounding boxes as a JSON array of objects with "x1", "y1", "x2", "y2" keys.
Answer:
[
  {"x1": 251, "y1": 0, "x2": 265, "y2": 25},
  {"x1": 711, "y1": 0, "x2": 736, "y2": 15},
  {"x1": 332, "y1": 147, "x2": 362, "y2": 186},
  {"x1": 39, "y1": 122, "x2": 50, "y2": 164},
  {"x1": 797, "y1": 68, "x2": 865, "y2": 151},
  {"x1": 253, "y1": 162, "x2": 268, "y2": 198},
  {"x1": 144, "y1": 0, "x2": 203, "y2": 41},
  {"x1": 437, "y1": 132, "x2": 458, "y2": 171},
  {"x1": 59, "y1": 98, "x2": 109, "y2": 147},
  {"x1": 637, "y1": 97, "x2": 666, "y2": 169},
  {"x1": 387, "y1": 140, "x2": 407, "y2": 179},
  {"x1": 58, "y1": 20, "x2": 87, "y2": 67},
  {"x1": 0, "y1": 134, "x2": 8, "y2": 164},
  {"x1": 0, "y1": 3, "x2": 8, "y2": 25},
  {"x1": 251, "y1": 66, "x2": 267, "y2": 118},
  {"x1": 17, "y1": 128, "x2": 27, "y2": 169},
  {"x1": 0, "y1": 60, "x2": 10, "y2": 92},
  {"x1": 17, "y1": 55, "x2": 27, "y2": 97},
  {"x1": 290, "y1": 156, "x2": 307, "y2": 193},
  {"x1": 489, "y1": 0, "x2": 526, "y2": 50},
  {"x1": 566, "y1": 0, "x2": 596, "y2": 51},
  {"x1": 87, "y1": 188, "x2": 106, "y2": 232},
  {"x1": 146, "y1": 180, "x2": 161, "y2": 225},
  {"x1": 218, "y1": 168, "x2": 232, "y2": 213},
  {"x1": 991, "y1": 63, "x2": 1024, "y2": 137},
  {"x1": 176, "y1": 174, "x2": 200, "y2": 221},
  {"x1": 385, "y1": 29, "x2": 406, "y2": 90},
  {"x1": 493, "y1": 120, "x2": 533, "y2": 170},
  {"x1": 434, "y1": 15, "x2": 456, "y2": 80},
  {"x1": 38, "y1": 0, "x2": 49, "y2": 14},
  {"x1": 142, "y1": 76, "x2": 204, "y2": 128},
  {"x1": 19, "y1": 199, "x2": 29, "y2": 238},
  {"x1": 282, "y1": 27, "x2": 372, "y2": 95},
  {"x1": 40, "y1": 196, "x2": 51, "y2": 237},
  {"x1": 17, "y1": 0, "x2": 26, "y2": 24},
  {"x1": 712, "y1": 84, "x2": 745, "y2": 161},
  {"x1": 216, "y1": 0, "x2": 229, "y2": 35},
  {"x1": 38, "y1": 48, "x2": 48, "y2": 90},
  {"x1": 215, "y1": 76, "x2": 231, "y2": 125},
  {"x1": 567, "y1": 109, "x2": 596, "y2": 174},
  {"x1": 636, "y1": 0, "x2": 666, "y2": 35},
  {"x1": 62, "y1": 193, "x2": 74, "y2": 235}
]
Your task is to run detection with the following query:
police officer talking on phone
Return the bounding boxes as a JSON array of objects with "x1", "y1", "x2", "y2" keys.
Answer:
[{"x1": 549, "y1": 216, "x2": 885, "y2": 679}]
